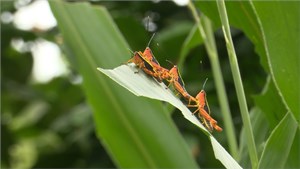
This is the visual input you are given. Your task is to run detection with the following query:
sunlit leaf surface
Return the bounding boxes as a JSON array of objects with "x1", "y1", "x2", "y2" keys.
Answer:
[{"x1": 98, "y1": 64, "x2": 242, "y2": 169}]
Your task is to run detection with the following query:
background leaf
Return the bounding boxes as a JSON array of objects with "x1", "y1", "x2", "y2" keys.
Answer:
[
  {"x1": 197, "y1": 1, "x2": 300, "y2": 123},
  {"x1": 191, "y1": 1, "x2": 300, "y2": 168},
  {"x1": 258, "y1": 113, "x2": 298, "y2": 169},
  {"x1": 254, "y1": 77, "x2": 286, "y2": 129},
  {"x1": 252, "y1": 1, "x2": 300, "y2": 122},
  {"x1": 195, "y1": 1, "x2": 269, "y2": 70},
  {"x1": 49, "y1": 1, "x2": 198, "y2": 168},
  {"x1": 285, "y1": 130, "x2": 300, "y2": 168},
  {"x1": 178, "y1": 25, "x2": 203, "y2": 69},
  {"x1": 238, "y1": 108, "x2": 269, "y2": 168}
]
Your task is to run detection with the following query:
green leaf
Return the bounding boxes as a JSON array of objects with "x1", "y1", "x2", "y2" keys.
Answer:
[
  {"x1": 195, "y1": 1, "x2": 269, "y2": 71},
  {"x1": 254, "y1": 77, "x2": 286, "y2": 129},
  {"x1": 197, "y1": 0, "x2": 300, "y2": 124},
  {"x1": 178, "y1": 25, "x2": 203, "y2": 69},
  {"x1": 252, "y1": 1, "x2": 300, "y2": 123},
  {"x1": 192, "y1": 2, "x2": 300, "y2": 168},
  {"x1": 285, "y1": 130, "x2": 300, "y2": 169},
  {"x1": 154, "y1": 21, "x2": 194, "y2": 65},
  {"x1": 98, "y1": 64, "x2": 242, "y2": 169},
  {"x1": 258, "y1": 113, "x2": 298, "y2": 169},
  {"x1": 49, "y1": 1, "x2": 198, "y2": 168},
  {"x1": 238, "y1": 108, "x2": 269, "y2": 168}
]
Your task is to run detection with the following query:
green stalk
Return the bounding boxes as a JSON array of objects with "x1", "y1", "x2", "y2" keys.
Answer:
[
  {"x1": 216, "y1": 0, "x2": 258, "y2": 168},
  {"x1": 187, "y1": 1, "x2": 238, "y2": 159}
]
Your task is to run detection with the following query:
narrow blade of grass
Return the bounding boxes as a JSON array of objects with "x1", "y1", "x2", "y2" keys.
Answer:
[
  {"x1": 216, "y1": 0, "x2": 258, "y2": 168},
  {"x1": 187, "y1": 1, "x2": 238, "y2": 159}
]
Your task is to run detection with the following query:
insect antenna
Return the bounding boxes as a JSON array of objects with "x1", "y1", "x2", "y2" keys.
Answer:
[
  {"x1": 127, "y1": 48, "x2": 135, "y2": 55},
  {"x1": 202, "y1": 78, "x2": 208, "y2": 90},
  {"x1": 147, "y1": 32, "x2": 156, "y2": 48},
  {"x1": 165, "y1": 59, "x2": 175, "y2": 67},
  {"x1": 145, "y1": 16, "x2": 156, "y2": 47}
]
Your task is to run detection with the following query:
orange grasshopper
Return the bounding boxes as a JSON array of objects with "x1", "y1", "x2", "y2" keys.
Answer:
[
  {"x1": 142, "y1": 33, "x2": 160, "y2": 65},
  {"x1": 167, "y1": 63, "x2": 197, "y2": 104},
  {"x1": 143, "y1": 47, "x2": 170, "y2": 81},
  {"x1": 127, "y1": 34, "x2": 170, "y2": 82},
  {"x1": 127, "y1": 51, "x2": 164, "y2": 82},
  {"x1": 142, "y1": 33, "x2": 170, "y2": 81},
  {"x1": 141, "y1": 18, "x2": 160, "y2": 66},
  {"x1": 188, "y1": 79, "x2": 223, "y2": 132}
]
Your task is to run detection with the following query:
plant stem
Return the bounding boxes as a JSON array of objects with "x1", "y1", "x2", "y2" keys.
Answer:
[
  {"x1": 216, "y1": 0, "x2": 258, "y2": 168},
  {"x1": 203, "y1": 15, "x2": 239, "y2": 159},
  {"x1": 187, "y1": 1, "x2": 238, "y2": 159}
]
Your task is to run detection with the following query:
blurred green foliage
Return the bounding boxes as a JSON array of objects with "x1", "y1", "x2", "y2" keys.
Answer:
[{"x1": 2, "y1": 0, "x2": 298, "y2": 168}]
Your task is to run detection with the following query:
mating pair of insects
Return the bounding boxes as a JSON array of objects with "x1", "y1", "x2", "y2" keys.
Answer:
[{"x1": 127, "y1": 46, "x2": 222, "y2": 132}]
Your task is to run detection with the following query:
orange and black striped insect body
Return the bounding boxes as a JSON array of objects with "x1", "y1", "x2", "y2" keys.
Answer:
[
  {"x1": 142, "y1": 34, "x2": 171, "y2": 81},
  {"x1": 142, "y1": 47, "x2": 170, "y2": 81},
  {"x1": 168, "y1": 65, "x2": 197, "y2": 104},
  {"x1": 127, "y1": 51, "x2": 152, "y2": 71},
  {"x1": 127, "y1": 33, "x2": 170, "y2": 82},
  {"x1": 188, "y1": 79, "x2": 223, "y2": 132},
  {"x1": 143, "y1": 47, "x2": 160, "y2": 65},
  {"x1": 128, "y1": 51, "x2": 166, "y2": 82},
  {"x1": 143, "y1": 33, "x2": 160, "y2": 65},
  {"x1": 127, "y1": 33, "x2": 157, "y2": 69}
]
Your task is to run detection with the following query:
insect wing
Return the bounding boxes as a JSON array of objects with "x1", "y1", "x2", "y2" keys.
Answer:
[
  {"x1": 143, "y1": 47, "x2": 160, "y2": 65},
  {"x1": 136, "y1": 51, "x2": 155, "y2": 72}
]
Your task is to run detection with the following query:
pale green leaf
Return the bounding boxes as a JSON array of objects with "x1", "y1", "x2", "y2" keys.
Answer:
[{"x1": 98, "y1": 64, "x2": 242, "y2": 169}]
